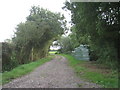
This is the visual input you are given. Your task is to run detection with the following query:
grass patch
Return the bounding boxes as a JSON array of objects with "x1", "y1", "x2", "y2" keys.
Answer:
[
  {"x1": 1, "y1": 55, "x2": 54, "y2": 85},
  {"x1": 49, "y1": 51, "x2": 57, "y2": 54},
  {"x1": 60, "y1": 54, "x2": 118, "y2": 88}
]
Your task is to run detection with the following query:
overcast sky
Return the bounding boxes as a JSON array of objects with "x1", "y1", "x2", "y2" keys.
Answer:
[{"x1": 0, "y1": 0, "x2": 71, "y2": 42}]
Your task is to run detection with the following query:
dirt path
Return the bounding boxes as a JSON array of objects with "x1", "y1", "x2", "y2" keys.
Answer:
[{"x1": 3, "y1": 55, "x2": 101, "y2": 88}]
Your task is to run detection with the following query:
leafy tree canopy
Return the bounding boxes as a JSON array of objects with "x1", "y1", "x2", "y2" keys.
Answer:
[
  {"x1": 12, "y1": 6, "x2": 66, "y2": 63},
  {"x1": 63, "y1": 2, "x2": 120, "y2": 68}
]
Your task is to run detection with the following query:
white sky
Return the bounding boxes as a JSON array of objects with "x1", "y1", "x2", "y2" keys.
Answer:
[{"x1": 0, "y1": 0, "x2": 71, "y2": 42}]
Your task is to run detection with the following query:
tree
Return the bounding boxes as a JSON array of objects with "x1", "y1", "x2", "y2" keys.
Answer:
[
  {"x1": 12, "y1": 6, "x2": 66, "y2": 64},
  {"x1": 58, "y1": 36, "x2": 74, "y2": 53},
  {"x1": 63, "y1": 2, "x2": 120, "y2": 68}
]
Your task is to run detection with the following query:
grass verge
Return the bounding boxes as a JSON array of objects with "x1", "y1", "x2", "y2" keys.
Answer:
[
  {"x1": 49, "y1": 51, "x2": 57, "y2": 54},
  {"x1": 1, "y1": 55, "x2": 54, "y2": 85},
  {"x1": 60, "y1": 54, "x2": 118, "y2": 88}
]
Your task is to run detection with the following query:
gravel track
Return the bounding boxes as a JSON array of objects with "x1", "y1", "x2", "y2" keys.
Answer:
[{"x1": 2, "y1": 55, "x2": 101, "y2": 88}]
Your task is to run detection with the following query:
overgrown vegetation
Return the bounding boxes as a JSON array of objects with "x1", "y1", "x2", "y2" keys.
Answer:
[
  {"x1": 1, "y1": 55, "x2": 54, "y2": 85},
  {"x1": 1, "y1": 2, "x2": 119, "y2": 88},
  {"x1": 61, "y1": 54, "x2": 118, "y2": 88},
  {"x1": 2, "y1": 6, "x2": 66, "y2": 72},
  {"x1": 58, "y1": 36, "x2": 74, "y2": 54},
  {"x1": 61, "y1": 2, "x2": 119, "y2": 69},
  {"x1": 2, "y1": 42, "x2": 19, "y2": 71}
]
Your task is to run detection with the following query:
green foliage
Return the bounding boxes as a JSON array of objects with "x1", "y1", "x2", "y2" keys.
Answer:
[
  {"x1": 69, "y1": 26, "x2": 80, "y2": 48},
  {"x1": 12, "y1": 6, "x2": 66, "y2": 64},
  {"x1": 2, "y1": 6, "x2": 66, "y2": 72},
  {"x1": 3, "y1": 6, "x2": 66, "y2": 71},
  {"x1": 97, "y1": 43, "x2": 118, "y2": 65},
  {"x1": 58, "y1": 36, "x2": 74, "y2": 53},
  {"x1": 2, "y1": 42, "x2": 19, "y2": 72},
  {"x1": 61, "y1": 54, "x2": 118, "y2": 88},
  {"x1": 63, "y1": 2, "x2": 119, "y2": 69},
  {"x1": 1, "y1": 55, "x2": 54, "y2": 85}
]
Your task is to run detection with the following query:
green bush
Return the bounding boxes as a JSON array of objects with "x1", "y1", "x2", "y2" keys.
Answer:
[{"x1": 2, "y1": 42, "x2": 19, "y2": 72}]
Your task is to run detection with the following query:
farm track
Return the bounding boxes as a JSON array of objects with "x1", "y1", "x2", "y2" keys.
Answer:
[{"x1": 2, "y1": 55, "x2": 101, "y2": 88}]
